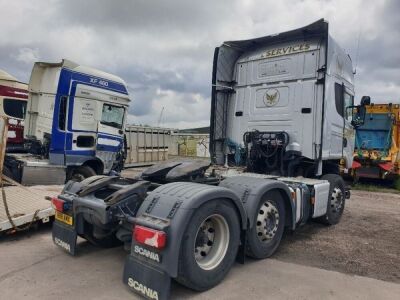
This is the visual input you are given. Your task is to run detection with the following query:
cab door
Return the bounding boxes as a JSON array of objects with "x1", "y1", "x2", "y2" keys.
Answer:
[
  {"x1": 49, "y1": 95, "x2": 68, "y2": 165},
  {"x1": 96, "y1": 102, "x2": 125, "y2": 173}
]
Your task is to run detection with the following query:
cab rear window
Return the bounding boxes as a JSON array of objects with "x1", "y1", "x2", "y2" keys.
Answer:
[{"x1": 3, "y1": 98, "x2": 27, "y2": 119}]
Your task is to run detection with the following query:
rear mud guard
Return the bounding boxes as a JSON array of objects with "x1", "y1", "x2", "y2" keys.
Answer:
[
  {"x1": 52, "y1": 221, "x2": 78, "y2": 255},
  {"x1": 123, "y1": 255, "x2": 171, "y2": 300}
]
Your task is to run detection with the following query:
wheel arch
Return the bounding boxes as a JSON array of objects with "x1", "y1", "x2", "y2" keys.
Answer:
[
  {"x1": 131, "y1": 182, "x2": 247, "y2": 279},
  {"x1": 82, "y1": 159, "x2": 104, "y2": 175}
]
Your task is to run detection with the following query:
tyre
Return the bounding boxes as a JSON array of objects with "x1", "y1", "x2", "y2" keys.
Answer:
[
  {"x1": 351, "y1": 169, "x2": 359, "y2": 185},
  {"x1": 175, "y1": 199, "x2": 240, "y2": 291},
  {"x1": 68, "y1": 166, "x2": 96, "y2": 182},
  {"x1": 393, "y1": 176, "x2": 400, "y2": 191},
  {"x1": 317, "y1": 174, "x2": 346, "y2": 225},
  {"x1": 246, "y1": 190, "x2": 285, "y2": 259}
]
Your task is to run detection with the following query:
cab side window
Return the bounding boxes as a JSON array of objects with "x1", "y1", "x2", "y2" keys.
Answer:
[
  {"x1": 343, "y1": 92, "x2": 354, "y2": 121},
  {"x1": 58, "y1": 96, "x2": 67, "y2": 131},
  {"x1": 335, "y1": 83, "x2": 344, "y2": 117},
  {"x1": 335, "y1": 83, "x2": 354, "y2": 120}
]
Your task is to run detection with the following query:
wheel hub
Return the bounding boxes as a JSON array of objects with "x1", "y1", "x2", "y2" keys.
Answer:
[
  {"x1": 256, "y1": 200, "x2": 279, "y2": 242},
  {"x1": 194, "y1": 214, "x2": 229, "y2": 270}
]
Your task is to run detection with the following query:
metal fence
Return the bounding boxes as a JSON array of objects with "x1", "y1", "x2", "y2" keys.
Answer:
[
  {"x1": 169, "y1": 133, "x2": 210, "y2": 158},
  {"x1": 124, "y1": 125, "x2": 210, "y2": 165},
  {"x1": 125, "y1": 125, "x2": 171, "y2": 164}
]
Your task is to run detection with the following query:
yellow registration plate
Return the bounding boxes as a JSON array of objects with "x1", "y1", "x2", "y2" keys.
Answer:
[{"x1": 55, "y1": 211, "x2": 73, "y2": 226}]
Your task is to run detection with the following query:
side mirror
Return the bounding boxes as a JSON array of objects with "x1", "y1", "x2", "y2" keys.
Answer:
[
  {"x1": 346, "y1": 105, "x2": 365, "y2": 128},
  {"x1": 360, "y1": 96, "x2": 371, "y2": 106}
]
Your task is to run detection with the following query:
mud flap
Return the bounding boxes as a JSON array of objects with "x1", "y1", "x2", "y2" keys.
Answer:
[
  {"x1": 123, "y1": 255, "x2": 171, "y2": 300},
  {"x1": 52, "y1": 221, "x2": 77, "y2": 255}
]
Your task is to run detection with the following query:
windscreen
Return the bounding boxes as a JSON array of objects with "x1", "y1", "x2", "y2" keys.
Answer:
[
  {"x1": 355, "y1": 113, "x2": 392, "y2": 151},
  {"x1": 101, "y1": 103, "x2": 124, "y2": 129},
  {"x1": 3, "y1": 98, "x2": 27, "y2": 119}
]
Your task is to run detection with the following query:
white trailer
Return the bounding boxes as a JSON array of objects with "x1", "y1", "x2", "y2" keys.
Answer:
[{"x1": 125, "y1": 125, "x2": 171, "y2": 166}]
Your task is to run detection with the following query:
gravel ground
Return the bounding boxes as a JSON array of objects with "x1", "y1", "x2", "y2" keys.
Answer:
[{"x1": 274, "y1": 190, "x2": 400, "y2": 283}]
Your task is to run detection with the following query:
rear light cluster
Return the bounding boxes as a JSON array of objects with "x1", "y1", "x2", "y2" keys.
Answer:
[
  {"x1": 133, "y1": 225, "x2": 166, "y2": 249},
  {"x1": 352, "y1": 161, "x2": 362, "y2": 169},
  {"x1": 378, "y1": 162, "x2": 394, "y2": 172},
  {"x1": 51, "y1": 197, "x2": 70, "y2": 212}
]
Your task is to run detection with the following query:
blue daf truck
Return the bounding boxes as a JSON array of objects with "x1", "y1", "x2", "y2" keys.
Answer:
[{"x1": 4, "y1": 59, "x2": 130, "y2": 185}]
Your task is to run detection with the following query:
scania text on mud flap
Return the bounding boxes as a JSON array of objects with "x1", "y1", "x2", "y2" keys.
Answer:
[
  {"x1": 52, "y1": 19, "x2": 361, "y2": 300},
  {"x1": 127, "y1": 277, "x2": 160, "y2": 300}
]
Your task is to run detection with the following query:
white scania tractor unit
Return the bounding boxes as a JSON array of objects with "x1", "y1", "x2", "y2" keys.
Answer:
[
  {"x1": 4, "y1": 59, "x2": 130, "y2": 185},
  {"x1": 51, "y1": 20, "x2": 364, "y2": 300},
  {"x1": 210, "y1": 18, "x2": 360, "y2": 177}
]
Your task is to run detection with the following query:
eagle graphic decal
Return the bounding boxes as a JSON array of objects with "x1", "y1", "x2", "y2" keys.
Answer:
[{"x1": 263, "y1": 89, "x2": 280, "y2": 107}]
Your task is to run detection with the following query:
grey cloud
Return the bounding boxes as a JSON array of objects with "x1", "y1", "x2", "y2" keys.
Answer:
[
  {"x1": 57, "y1": 0, "x2": 233, "y2": 32},
  {"x1": 1, "y1": 0, "x2": 399, "y2": 128},
  {"x1": 119, "y1": 65, "x2": 210, "y2": 96}
]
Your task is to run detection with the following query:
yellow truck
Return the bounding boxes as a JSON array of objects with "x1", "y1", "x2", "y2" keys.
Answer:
[{"x1": 351, "y1": 102, "x2": 400, "y2": 187}]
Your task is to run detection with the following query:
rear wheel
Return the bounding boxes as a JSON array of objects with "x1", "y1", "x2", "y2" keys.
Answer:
[
  {"x1": 317, "y1": 174, "x2": 346, "y2": 225},
  {"x1": 68, "y1": 166, "x2": 96, "y2": 182},
  {"x1": 246, "y1": 190, "x2": 285, "y2": 259},
  {"x1": 175, "y1": 199, "x2": 240, "y2": 291}
]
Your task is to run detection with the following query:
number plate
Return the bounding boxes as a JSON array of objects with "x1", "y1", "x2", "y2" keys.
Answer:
[{"x1": 55, "y1": 211, "x2": 73, "y2": 226}]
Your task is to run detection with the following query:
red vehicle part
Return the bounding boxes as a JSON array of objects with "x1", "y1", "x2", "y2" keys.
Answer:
[{"x1": 0, "y1": 84, "x2": 28, "y2": 149}]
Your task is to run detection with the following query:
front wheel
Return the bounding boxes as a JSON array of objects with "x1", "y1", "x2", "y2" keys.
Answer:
[
  {"x1": 317, "y1": 174, "x2": 346, "y2": 225},
  {"x1": 175, "y1": 199, "x2": 240, "y2": 291}
]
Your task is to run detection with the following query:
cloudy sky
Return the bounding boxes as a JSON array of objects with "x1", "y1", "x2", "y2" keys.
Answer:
[{"x1": 1, "y1": 0, "x2": 399, "y2": 128}]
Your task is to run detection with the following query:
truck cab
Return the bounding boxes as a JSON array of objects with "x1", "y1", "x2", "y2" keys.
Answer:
[
  {"x1": 210, "y1": 19, "x2": 361, "y2": 177},
  {"x1": 5, "y1": 59, "x2": 130, "y2": 184},
  {"x1": 0, "y1": 70, "x2": 28, "y2": 152}
]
